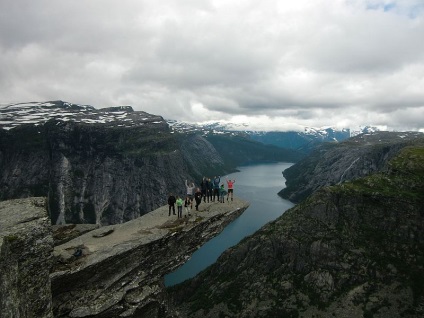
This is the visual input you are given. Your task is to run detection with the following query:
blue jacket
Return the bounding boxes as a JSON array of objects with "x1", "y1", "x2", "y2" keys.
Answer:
[{"x1": 213, "y1": 176, "x2": 220, "y2": 189}]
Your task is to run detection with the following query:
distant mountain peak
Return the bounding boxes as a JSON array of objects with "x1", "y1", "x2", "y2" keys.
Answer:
[{"x1": 0, "y1": 101, "x2": 162, "y2": 130}]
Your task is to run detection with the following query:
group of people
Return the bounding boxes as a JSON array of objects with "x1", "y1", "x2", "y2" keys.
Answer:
[
  {"x1": 166, "y1": 195, "x2": 192, "y2": 218},
  {"x1": 167, "y1": 176, "x2": 236, "y2": 218}
]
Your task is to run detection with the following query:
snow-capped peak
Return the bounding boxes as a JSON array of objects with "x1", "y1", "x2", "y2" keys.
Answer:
[{"x1": 0, "y1": 101, "x2": 163, "y2": 130}]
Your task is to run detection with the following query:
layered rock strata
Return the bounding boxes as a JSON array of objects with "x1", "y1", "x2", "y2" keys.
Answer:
[
  {"x1": 0, "y1": 197, "x2": 54, "y2": 318},
  {"x1": 51, "y1": 197, "x2": 249, "y2": 317}
]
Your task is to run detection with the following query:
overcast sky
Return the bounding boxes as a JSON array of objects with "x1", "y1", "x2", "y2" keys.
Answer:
[{"x1": 1, "y1": 0, "x2": 423, "y2": 131}]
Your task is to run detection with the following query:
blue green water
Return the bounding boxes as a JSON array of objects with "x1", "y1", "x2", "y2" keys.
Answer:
[{"x1": 164, "y1": 162, "x2": 294, "y2": 286}]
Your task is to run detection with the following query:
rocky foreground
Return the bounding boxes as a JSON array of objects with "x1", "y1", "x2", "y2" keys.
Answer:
[
  {"x1": 0, "y1": 196, "x2": 249, "y2": 318},
  {"x1": 0, "y1": 198, "x2": 54, "y2": 318}
]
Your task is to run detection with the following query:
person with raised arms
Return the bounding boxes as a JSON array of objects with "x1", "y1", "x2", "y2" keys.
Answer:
[{"x1": 226, "y1": 177, "x2": 235, "y2": 201}]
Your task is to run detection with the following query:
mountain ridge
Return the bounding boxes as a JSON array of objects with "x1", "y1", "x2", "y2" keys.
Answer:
[
  {"x1": 279, "y1": 131, "x2": 424, "y2": 203},
  {"x1": 167, "y1": 119, "x2": 387, "y2": 153}
]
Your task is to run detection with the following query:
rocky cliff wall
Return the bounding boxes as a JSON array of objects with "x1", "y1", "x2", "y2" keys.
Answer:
[
  {"x1": 279, "y1": 131, "x2": 424, "y2": 203},
  {"x1": 170, "y1": 145, "x2": 424, "y2": 317},
  {"x1": 0, "y1": 120, "x2": 226, "y2": 225},
  {"x1": 0, "y1": 198, "x2": 54, "y2": 318}
]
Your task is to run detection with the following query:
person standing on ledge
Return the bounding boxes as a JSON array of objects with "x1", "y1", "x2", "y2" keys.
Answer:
[
  {"x1": 184, "y1": 196, "x2": 191, "y2": 216},
  {"x1": 168, "y1": 193, "x2": 176, "y2": 216},
  {"x1": 176, "y1": 196, "x2": 183, "y2": 218},
  {"x1": 212, "y1": 175, "x2": 221, "y2": 202},
  {"x1": 201, "y1": 177, "x2": 208, "y2": 202},
  {"x1": 219, "y1": 184, "x2": 226, "y2": 203},
  {"x1": 226, "y1": 177, "x2": 235, "y2": 201},
  {"x1": 194, "y1": 188, "x2": 203, "y2": 211},
  {"x1": 207, "y1": 178, "x2": 213, "y2": 202},
  {"x1": 185, "y1": 180, "x2": 195, "y2": 209}
]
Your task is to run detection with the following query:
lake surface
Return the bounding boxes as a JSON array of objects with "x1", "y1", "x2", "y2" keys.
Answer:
[{"x1": 164, "y1": 162, "x2": 295, "y2": 286}]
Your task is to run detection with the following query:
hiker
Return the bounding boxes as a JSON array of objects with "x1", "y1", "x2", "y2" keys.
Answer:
[
  {"x1": 185, "y1": 180, "x2": 195, "y2": 209},
  {"x1": 207, "y1": 178, "x2": 213, "y2": 202},
  {"x1": 176, "y1": 196, "x2": 183, "y2": 218},
  {"x1": 168, "y1": 193, "x2": 176, "y2": 216},
  {"x1": 201, "y1": 177, "x2": 208, "y2": 202},
  {"x1": 194, "y1": 188, "x2": 202, "y2": 211},
  {"x1": 212, "y1": 176, "x2": 221, "y2": 202},
  {"x1": 219, "y1": 184, "x2": 226, "y2": 203},
  {"x1": 184, "y1": 196, "x2": 191, "y2": 216},
  {"x1": 226, "y1": 178, "x2": 235, "y2": 201}
]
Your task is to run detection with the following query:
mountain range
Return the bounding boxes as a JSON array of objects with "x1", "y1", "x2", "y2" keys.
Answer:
[
  {"x1": 1, "y1": 100, "x2": 379, "y2": 154},
  {"x1": 167, "y1": 119, "x2": 380, "y2": 153},
  {"x1": 0, "y1": 101, "x2": 301, "y2": 225}
]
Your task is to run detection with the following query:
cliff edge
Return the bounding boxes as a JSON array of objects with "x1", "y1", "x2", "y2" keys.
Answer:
[
  {"x1": 0, "y1": 198, "x2": 54, "y2": 318},
  {"x1": 51, "y1": 197, "x2": 249, "y2": 317}
]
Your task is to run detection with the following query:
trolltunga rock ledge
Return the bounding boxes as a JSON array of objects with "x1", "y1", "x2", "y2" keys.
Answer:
[{"x1": 51, "y1": 196, "x2": 249, "y2": 317}]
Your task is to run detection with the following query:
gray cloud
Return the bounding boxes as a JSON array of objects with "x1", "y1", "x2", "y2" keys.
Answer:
[{"x1": 0, "y1": 0, "x2": 423, "y2": 131}]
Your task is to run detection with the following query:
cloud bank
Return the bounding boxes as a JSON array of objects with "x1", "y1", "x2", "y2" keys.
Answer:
[{"x1": 1, "y1": 0, "x2": 423, "y2": 131}]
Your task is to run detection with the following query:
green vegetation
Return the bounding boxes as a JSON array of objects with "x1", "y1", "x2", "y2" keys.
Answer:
[{"x1": 334, "y1": 145, "x2": 424, "y2": 200}]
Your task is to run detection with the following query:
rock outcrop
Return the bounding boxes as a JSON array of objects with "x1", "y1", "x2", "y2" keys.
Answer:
[
  {"x1": 169, "y1": 144, "x2": 424, "y2": 317},
  {"x1": 279, "y1": 131, "x2": 424, "y2": 203},
  {"x1": 0, "y1": 195, "x2": 249, "y2": 318},
  {"x1": 51, "y1": 197, "x2": 249, "y2": 317},
  {"x1": 0, "y1": 197, "x2": 54, "y2": 318}
]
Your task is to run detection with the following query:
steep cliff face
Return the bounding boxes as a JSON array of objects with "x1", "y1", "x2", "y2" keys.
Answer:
[
  {"x1": 279, "y1": 131, "x2": 424, "y2": 203},
  {"x1": 170, "y1": 144, "x2": 424, "y2": 317},
  {"x1": 180, "y1": 134, "x2": 227, "y2": 177},
  {"x1": 0, "y1": 103, "x2": 228, "y2": 225},
  {"x1": 0, "y1": 198, "x2": 54, "y2": 318},
  {"x1": 0, "y1": 120, "x2": 193, "y2": 225}
]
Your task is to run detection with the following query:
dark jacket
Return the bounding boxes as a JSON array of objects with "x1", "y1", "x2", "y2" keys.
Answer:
[
  {"x1": 194, "y1": 191, "x2": 202, "y2": 202},
  {"x1": 201, "y1": 179, "x2": 208, "y2": 191},
  {"x1": 168, "y1": 195, "x2": 176, "y2": 205}
]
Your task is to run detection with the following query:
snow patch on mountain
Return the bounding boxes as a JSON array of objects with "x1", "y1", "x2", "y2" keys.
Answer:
[{"x1": 0, "y1": 101, "x2": 163, "y2": 130}]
